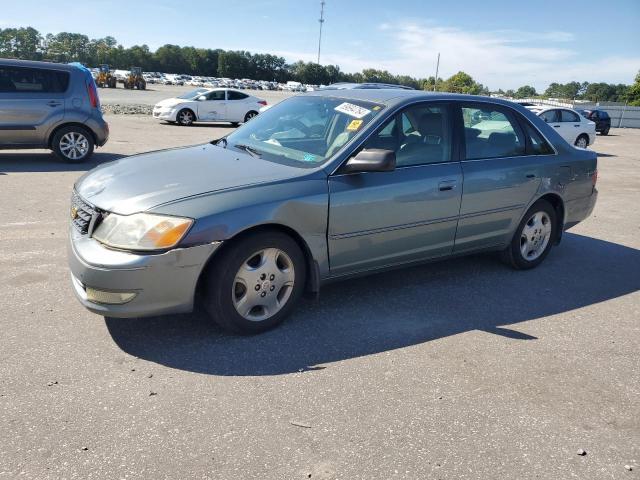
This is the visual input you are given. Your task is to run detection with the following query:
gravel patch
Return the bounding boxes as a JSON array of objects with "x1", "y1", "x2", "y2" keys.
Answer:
[{"x1": 101, "y1": 103, "x2": 153, "y2": 115}]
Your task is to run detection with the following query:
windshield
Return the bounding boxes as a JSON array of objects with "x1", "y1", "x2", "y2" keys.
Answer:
[
  {"x1": 222, "y1": 95, "x2": 385, "y2": 167},
  {"x1": 177, "y1": 88, "x2": 209, "y2": 99}
]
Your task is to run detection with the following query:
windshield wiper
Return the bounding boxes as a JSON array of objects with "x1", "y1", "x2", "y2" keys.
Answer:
[{"x1": 233, "y1": 143, "x2": 262, "y2": 158}]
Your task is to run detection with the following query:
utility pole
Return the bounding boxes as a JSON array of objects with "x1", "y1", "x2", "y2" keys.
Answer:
[
  {"x1": 433, "y1": 52, "x2": 440, "y2": 92},
  {"x1": 317, "y1": 1, "x2": 325, "y2": 64}
]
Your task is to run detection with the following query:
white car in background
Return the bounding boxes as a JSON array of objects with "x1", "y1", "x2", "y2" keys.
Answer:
[
  {"x1": 153, "y1": 88, "x2": 267, "y2": 126},
  {"x1": 527, "y1": 106, "x2": 596, "y2": 148}
]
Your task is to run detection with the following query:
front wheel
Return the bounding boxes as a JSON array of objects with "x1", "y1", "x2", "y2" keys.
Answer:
[
  {"x1": 176, "y1": 109, "x2": 195, "y2": 126},
  {"x1": 601, "y1": 128, "x2": 610, "y2": 135},
  {"x1": 502, "y1": 200, "x2": 556, "y2": 270},
  {"x1": 202, "y1": 231, "x2": 307, "y2": 334}
]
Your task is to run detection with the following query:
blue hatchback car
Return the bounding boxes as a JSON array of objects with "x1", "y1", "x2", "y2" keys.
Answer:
[{"x1": 68, "y1": 90, "x2": 597, "y2": 333}]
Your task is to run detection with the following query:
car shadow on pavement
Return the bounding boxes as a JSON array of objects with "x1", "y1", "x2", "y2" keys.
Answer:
[
  {"x1": 105, "y1": 233, "x2": 640, "y2": 376},
  {"x1": 0, "y1": 152, "x2": 125, "y2": 173}
]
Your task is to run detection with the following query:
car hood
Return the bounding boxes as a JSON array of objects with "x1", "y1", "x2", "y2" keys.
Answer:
[
  {"x1": 75, "y1": 143, "x2": 314, "y2": 215},
  {"x1": 155, "y1": 98, "x2": 190, "y2": 108}
]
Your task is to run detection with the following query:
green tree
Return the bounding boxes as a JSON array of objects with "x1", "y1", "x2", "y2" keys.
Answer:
[
  {"x1": 514, "y1": 85, "x2": 537, "y2": 98},
  {"x1": 0, "y1": 27, "x2": 43, "y2": 60},
  {"x1": 627, "y1": 71, "x2": 640, "y2": 106},
  {"x1": 441, "y1": 71, "x2": 484, "y2": 94}
]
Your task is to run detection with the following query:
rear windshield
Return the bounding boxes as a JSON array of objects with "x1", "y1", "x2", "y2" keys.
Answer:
[{"x1": 0, "y1": 66, "x2": 69, "y2": 93}]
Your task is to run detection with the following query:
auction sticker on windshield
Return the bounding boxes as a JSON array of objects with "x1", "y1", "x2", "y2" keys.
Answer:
[{"x1": 335, "y1": 102, "x2": 371, "y2": 119}]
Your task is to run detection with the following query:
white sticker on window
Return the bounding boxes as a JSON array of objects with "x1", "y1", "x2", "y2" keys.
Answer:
[{"x1": 334, "y1": 102, "x2": 371, "y2": 119}]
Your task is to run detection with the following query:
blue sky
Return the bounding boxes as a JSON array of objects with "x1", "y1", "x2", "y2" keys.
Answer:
[{"x1": 2, "y1": 0, "x2": 639, "y2": 90}]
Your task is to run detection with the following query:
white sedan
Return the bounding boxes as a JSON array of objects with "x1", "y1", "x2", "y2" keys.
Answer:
[
  {"x1": 526, "y1": 106, "x2": 596, "y2": 148},
  {"x1": 153, "y1": 88, "x2": 267, "y2": 126}
]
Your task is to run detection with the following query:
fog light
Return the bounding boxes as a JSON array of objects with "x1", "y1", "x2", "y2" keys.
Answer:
[{"x1": 85, "y1": 287, "x2": 137, "y2": 305}]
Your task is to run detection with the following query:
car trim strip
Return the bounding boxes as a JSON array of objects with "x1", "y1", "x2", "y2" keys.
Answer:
[
  {"x1": 0, "y1": 125, "x2": 37, "y2": 130},
  {"x1": 330, "y1": 215, "x2": 459, "y2": 240}
]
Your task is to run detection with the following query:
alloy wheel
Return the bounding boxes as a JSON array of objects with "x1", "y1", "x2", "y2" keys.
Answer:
[
  {"x1": 59, "y1": 132, "x2": 89, "y2": 160},
  {"x1": 179, "y1": 110, "x2": 193, "y2": 125},
  {"x1": 576, "y1": 136, "x2": 588, "y2": 148}
]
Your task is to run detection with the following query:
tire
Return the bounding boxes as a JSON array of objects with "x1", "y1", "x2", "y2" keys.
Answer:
[
  {"x1": 502, "y1": 199, "x2": 556, "y2": 270},
  {"x1": 575, "y1": 134, "x2": 589, "y2": 148},
  {"x1": 244, "y1": 111, "x2": 258, "y2": 123},
  {"x1": 601, "y1": 128, "x2": 609, "y2": 136},
  {"x1": 51, "y1": 125, "x2": 94, "y2": 163},
  {"x1": 202, "y1": 231, "x2": 307, "y2": 334},
  {"x1": 176, "y1": 109, "x2": 195, "y2": 126}
]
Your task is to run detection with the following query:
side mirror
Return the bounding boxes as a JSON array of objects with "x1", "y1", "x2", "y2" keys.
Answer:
[
  {"x1": 341, "y1": 149, "x2": 396, "y2": 174},
  {"x1": 197, "y1": 95, "x2": 207, "y2": 101}
]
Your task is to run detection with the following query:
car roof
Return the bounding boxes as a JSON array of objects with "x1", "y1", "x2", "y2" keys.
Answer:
[
  {"x1": 304, "y1": 89, "x2": 529, "y2": 110},
  {"x1": 0, "y1": 58, "x2": 82, "y2": 72},
  {"x1": 320, "y1": 82, "x2": 414, "y2": 91}
]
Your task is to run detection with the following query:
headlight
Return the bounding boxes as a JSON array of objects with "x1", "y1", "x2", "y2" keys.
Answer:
[{"x1": 92, "y1": 212, "x2": 193, "y2": 251}]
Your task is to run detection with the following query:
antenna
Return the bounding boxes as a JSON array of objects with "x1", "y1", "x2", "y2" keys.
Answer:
[{"x1": 317, "y1": 1, "x2": 325, "y2": 64}]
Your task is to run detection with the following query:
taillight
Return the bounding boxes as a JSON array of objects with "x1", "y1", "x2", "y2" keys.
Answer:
[
  {"x1": 86, "y1": 80, "x2": 99, "y2": 108},
  {"x1": 258, "y1": 100, "x2": 267, "y2": 106}
]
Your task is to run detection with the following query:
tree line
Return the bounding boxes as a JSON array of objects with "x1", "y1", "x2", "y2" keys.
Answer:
[{"x1": 1, "y1": 26, "x2": 638, "y2": 105}]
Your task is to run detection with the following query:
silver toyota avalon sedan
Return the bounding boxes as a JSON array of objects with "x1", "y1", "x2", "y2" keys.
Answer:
[{"x1": 68, "y1": 90, "x2": 598, "y2": 334}]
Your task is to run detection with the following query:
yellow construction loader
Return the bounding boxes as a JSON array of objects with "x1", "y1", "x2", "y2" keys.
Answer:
[
  {"x1": 123, "y1": 67, "x2": 146, "y2": 90},
  {"x1": 96, "y1": 64, "x2": 117, "y2": 88}
]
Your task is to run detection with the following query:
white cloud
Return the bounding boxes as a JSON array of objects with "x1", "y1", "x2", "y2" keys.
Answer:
[{"x1": 271, "y1": 22, "x2": 639, "y2": 91}]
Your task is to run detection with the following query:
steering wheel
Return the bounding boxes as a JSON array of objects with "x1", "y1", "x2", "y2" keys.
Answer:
[{"x1": 278, "y1": 118, "x2": 312, "y2": 136}]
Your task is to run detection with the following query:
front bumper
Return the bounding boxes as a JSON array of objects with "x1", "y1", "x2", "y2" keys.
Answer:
[
  {"x1": 68, "y1": 226, "x2": 220, "y2": 318},
  {"x1": 152, "y1": 108, "x2": 177, "y2": 121}
]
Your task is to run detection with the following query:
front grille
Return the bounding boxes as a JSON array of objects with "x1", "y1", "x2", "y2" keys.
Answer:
[{"x1": 70, "y1": 192, "x2": 101, "y2": 235}]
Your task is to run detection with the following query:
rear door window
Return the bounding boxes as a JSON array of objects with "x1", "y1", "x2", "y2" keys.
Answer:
[
  {"x1": 521, "y1": 121, "x2": 554, "y2": 155},
  {"x1": 227, "y1": 90, "x2": 249, "y2": 100},
  {"x1": 461, "y1": 105, "x2": 526, "y2": 159},
  {"x1": 560, "y1": 110, "x2": 580, "y2": 122},
  {"x1": 0, "y1": 67, "x2": 69, "y2": 93}
]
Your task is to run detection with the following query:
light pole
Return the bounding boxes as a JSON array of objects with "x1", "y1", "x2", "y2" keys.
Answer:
[
  {"x1": 317, "y1": 1, "x2": 325, "y2": 64},
  {"x1": 434, "y1": 52, "x2": 440, "y2": 92}
]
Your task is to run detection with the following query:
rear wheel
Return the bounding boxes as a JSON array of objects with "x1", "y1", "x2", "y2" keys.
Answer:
[
  {"x1": 52, "y1": 126, "x2": 94, "y2": 163},
  {"x1": 202, "y1": 231, "x2": 307, "y2": 334},
  {"x1": 176, "y1": 109, "x2": 195, "y2": 126},
  {"x1": 601, "y1": 127, "x2": 610, "y2": 135},
  {"x1": 244, "y1": 111, "x2": 258, "y2": 123},
  {"x1": 575, "y1": 134, "x2": 588, "y2": 148},
  {"x1": 502, "y1": 200, "x2": 556, "y2": 270}
]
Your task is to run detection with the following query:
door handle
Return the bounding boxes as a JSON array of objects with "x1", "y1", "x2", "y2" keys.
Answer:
[
  {"x1": 553, "y1": 125, "x2": 560, "y2": 128},
  {"x1": 47, "y1": 101, "x2": 62, "y2": 107},
  {"x1": 526, "y1": 173, "x2": 536, "y2": 179},
  {"x1": 574, "y1": 125, "x2": 580, "y2": 127},
  {"x1": 438, "y1": 180, "x2": 457, "y2": 191}
]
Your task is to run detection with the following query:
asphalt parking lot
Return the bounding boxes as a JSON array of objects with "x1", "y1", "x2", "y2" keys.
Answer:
[{"x1": 1, "y1": 118, "x2": 639, "y2": 479}]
